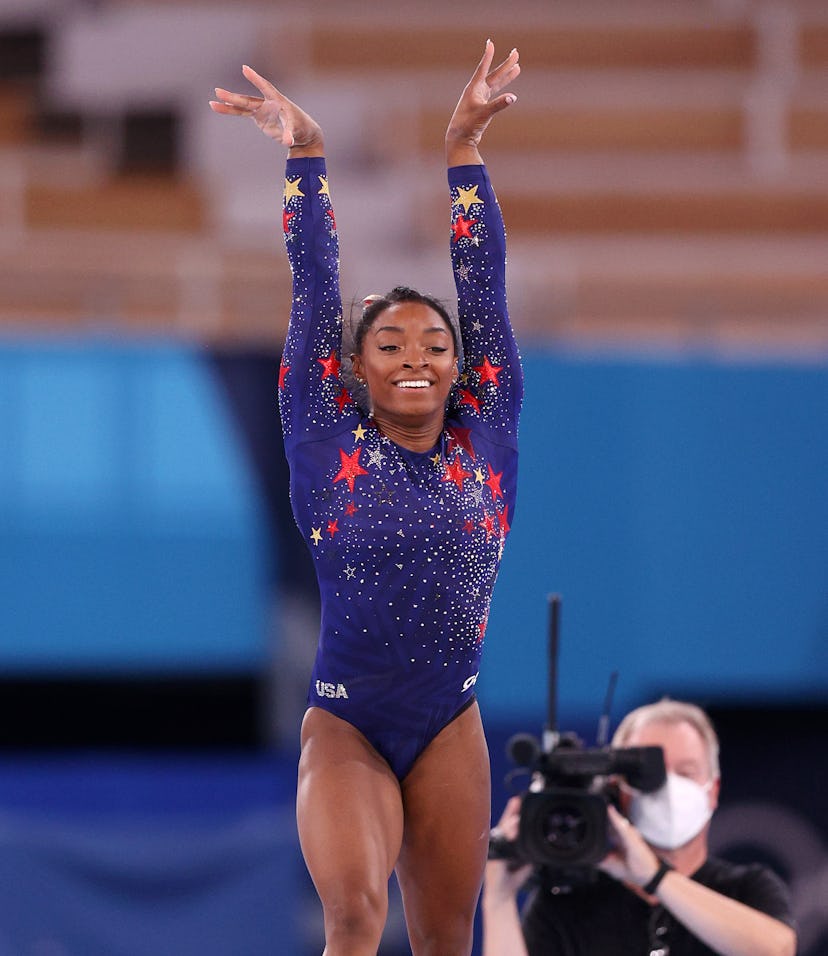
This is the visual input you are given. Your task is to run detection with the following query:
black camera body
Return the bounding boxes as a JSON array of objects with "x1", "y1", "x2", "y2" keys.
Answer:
[
  {"x1": 488, "y1": 595, "x2": 666, "y2": 883},
  {"x1": 489, "y1": 731, "x2": 666, "y2": 871}
]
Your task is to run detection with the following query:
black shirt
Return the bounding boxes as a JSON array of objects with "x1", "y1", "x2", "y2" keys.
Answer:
[{"x1": 521, "y1": 857, "x2": 795, "y2": 955}]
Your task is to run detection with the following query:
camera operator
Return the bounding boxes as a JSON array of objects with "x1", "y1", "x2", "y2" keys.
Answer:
[{"x1": 482, "y1": 699, "x2": 797, "y2": 956}]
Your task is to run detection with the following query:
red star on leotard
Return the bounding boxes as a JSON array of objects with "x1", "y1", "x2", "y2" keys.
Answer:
[
  {"x1": 479, "y1": 513, "x2": 497, "y2": 540},
  {"x1": 473, "y1": 356, "x2": 503, "y2": 387},
  {"x1": 446, "y1": 424, "x2": 476, "y2": 460},
  {"x1": 333, "y1": 447, "x2": 369, "y2": 493},
  {"x1": 497, "y1": 504, "x2": 511, "y2": 536},
  {"x1": 441, "y1": 454, "x2": 471, "y2": 491},
  {"x1": 318, "y1": 351, "x2": 341, "y2": 380},
  {"x1": 451, "y1": 215, "x2": 477, "y2": 242},
  {"x1": 458, "y1": 389, "x2": 481, "y2": 414},
  {"x1": 463, "y1": 518, "x2": 476, "y2": 534},
  {"x1": 484, "y1": 463, "x2": 504, "y2": 500},
  {"x1": 477, "y1": 613, "x2": 488, "y2": 643},
  {"x1": 333, "y1": 388, "x2": 352, "y2": 413},
  {"x1": 326, "y1": 518, "x2": 340, "y2": 538},
  {"x1": 283, "y1": 209, "x2": 295, "y2": 234},
  {"x1": 278, "y1": 359, "x2": 290, "y2": 390},
  {"x1": 327, "y1": 209, "x2": 336, "y2": 230},
  {"x1": 344, "y1": 501, "x2": 358, "y2": 517}
]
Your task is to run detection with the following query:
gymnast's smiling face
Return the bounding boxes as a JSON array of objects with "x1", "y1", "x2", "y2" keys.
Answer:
[{"x1": 351, "y1": 301, "x2": 458, "y2": 432}]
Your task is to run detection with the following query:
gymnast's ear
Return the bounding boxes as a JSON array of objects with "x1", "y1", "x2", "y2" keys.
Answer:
[{"x1": 351, "y1": 353, "x2": 365, "y2": 384}]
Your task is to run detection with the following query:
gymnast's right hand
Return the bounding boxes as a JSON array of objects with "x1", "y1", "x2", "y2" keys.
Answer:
[{"x1": 209, "y1": 65, "x2": 324, "y2": 155}]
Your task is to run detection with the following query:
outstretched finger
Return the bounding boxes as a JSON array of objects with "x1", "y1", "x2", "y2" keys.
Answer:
[
  {"x1": 486, "y1": 49, "x2": 520, "y2": 94},
  {"x1": 242, "y1": 64, "x2": 284, "y2": 103},
  {"x1": 485, "y1": 91, "x2": 518, "y2": 116},
  {"x1": 468, "y1": 38, "x2": 496, "y2": 87},
  {"x1": 209, "y1": 100, "x2": 252, "y2": 116},
  {"x1": 213, "y1": 88, "x2": 265, "y2": 111}
]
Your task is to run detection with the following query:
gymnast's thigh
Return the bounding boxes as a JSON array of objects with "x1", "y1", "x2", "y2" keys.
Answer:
[
  {"x1": 395, "y1": 701, "x2": 491, "y2": 951},
  {"x1": 296, "y1": 706, "x2": 404, "y2": 902}
]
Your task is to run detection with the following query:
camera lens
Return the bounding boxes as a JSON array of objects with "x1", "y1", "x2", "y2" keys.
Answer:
[
  {"x1": 518, "y1": 789, "x2": 609, "y2": 867},
  {"x1": 541, "y1": 802, "x2": 591, "y2": 853}
]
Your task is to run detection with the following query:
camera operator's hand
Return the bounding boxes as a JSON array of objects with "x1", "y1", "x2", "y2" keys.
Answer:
[
  {"x1": 599, "y1": 804, "x2": 663, "y2": 895},
  {"x1": 486, "y1": 796, "x2": 533, "y2": 901},
  {"x1": 600, "y1": 804, "x2": 796, "y2": 956},
  {"x1": 482, "y1": 796, "x2": 533, "y2": 956}
]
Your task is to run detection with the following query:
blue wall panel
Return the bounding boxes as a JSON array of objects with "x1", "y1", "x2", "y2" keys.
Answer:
[
  {"x1": 481, "y1": 354, "x2": 828, "y2": 723},
  {"x1": 0, "y1": 341, "x2": 268, "y2": 673}
]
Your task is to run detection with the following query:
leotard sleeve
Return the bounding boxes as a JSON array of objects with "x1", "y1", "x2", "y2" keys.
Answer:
[
  {"x1": 278, "y1": 156, "x2": 360, "y2": 451},
  {"x1": 447, "y1": 164, "x2": 523, "y2": 448}
]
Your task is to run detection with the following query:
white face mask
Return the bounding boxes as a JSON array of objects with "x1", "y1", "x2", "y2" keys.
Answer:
[{"x1": 627, "y1": 771, "x2": 714, "y2": 850}]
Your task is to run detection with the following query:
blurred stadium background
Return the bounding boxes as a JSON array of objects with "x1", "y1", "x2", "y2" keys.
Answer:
[{"x1": 1, "y1": 0, "x2": 827, "y2": 953}]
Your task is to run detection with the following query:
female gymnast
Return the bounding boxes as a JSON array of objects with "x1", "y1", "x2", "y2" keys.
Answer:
[{"x1": 210, "y1": 39, "x2": 522, "y2": 955}]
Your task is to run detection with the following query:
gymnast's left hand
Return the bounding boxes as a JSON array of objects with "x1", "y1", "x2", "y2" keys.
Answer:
[
  {"x1": 209, "y1": 65, "x2": 324, "y2": 155},
  {"x1": 445, "y1": 39, "x2": 520, "y2": 164}
]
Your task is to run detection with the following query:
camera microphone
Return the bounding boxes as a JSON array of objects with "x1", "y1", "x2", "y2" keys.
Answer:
[
  {"x1": 614, "y1": 746, "x2": 666, "y2": 793},
  {"x1": 508, "y1": 733, "x2": 541, "y2": 769}
]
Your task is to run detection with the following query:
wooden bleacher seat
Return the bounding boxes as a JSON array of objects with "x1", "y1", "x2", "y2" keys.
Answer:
[
  {"x1": 0, "y1": 232, "x2": 291, "y2": 343},
  {"x1": 308, "y1": 22, "x2": 757, "y2": 73},
  {"x1": 416, "y1": 104, "x2": 745, "y2": 154},
  {"x1": 574, "y1": 272, "x2": 828, "y2": 322},
  {"x1": 0, "y1": 83, "x2": 33, "y2": 145},
  {"x1": 507, "y1": 235, "x2": 828, "y2": 348},
  {"x1": 800, "y1": 22, "x2": 828, "y2": 68},
  {"x1": 498, "y1": 186, "x2": 828, "y2": 235},
  {"x1": 789, "y1": 104, "x2": 828, "y2": 150},
  {"x1": 25, "y1": 176, "x2": 205, "y2": 232}
]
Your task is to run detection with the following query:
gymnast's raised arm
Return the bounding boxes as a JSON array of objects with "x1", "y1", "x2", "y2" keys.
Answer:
[
  {"x1": 445, "y1": 41, "x2": 523, "y2": 441},
  {"x1": 211, "y1": 68, "x2": 355, "y2": 447}
]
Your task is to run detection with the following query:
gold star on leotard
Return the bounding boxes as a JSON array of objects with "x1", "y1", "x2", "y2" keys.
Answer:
[
  {"x1": 318, "y1": 176, "x2": 330, "y2": 195},
  {"x1": 455, "y1": 185, "x2": 482, "y2": 213},
  {"x1": 352, "y1": 423, "x2": 367, "y2": 441},
  {"x1": 310, "y1": 527, "x2": 322, "y2": 546},
  {"x1": 284, "y1": 177, "x2": 305, "y2": 201}
]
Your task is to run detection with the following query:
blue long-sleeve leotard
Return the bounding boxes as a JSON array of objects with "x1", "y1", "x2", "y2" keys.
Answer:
[{"x1": 278, "y1": 157, "x2": 522, "y2": 779}]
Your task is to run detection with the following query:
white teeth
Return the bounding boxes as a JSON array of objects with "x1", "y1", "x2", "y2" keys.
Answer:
[{"x1": 396, "y1": 380, "x2": 430, "y2": 388}]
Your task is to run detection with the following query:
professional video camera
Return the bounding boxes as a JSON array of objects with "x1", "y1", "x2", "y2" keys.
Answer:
[{"x1": 488, "y1": 596, "x2": 665, "y2": 882}]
